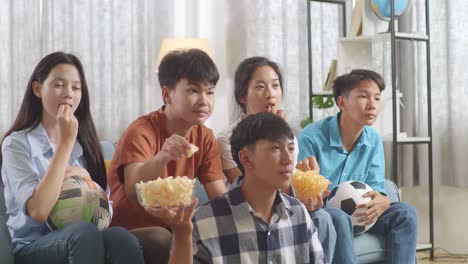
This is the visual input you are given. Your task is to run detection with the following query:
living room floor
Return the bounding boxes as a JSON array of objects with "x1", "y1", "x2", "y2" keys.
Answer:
[
  {"x1": 402, "y1": 186, "x2": 468, "y2": 263},
  {"x1": 417, "y1": 250, "x2": 468, "y2": 263}
]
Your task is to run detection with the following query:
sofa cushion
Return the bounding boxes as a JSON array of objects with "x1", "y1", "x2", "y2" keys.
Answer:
[
  {"x1": 0, "y1": 183, "x2": 14, "y2": 264},
  {"x1": 354, "y1": 179, "x2": 401, "y2": 263},
  {"x1": 0, "y1": 183, "x2": 6, "y2": 222},
  {"x1": 385, "y1": 179, "x2": 400, "y2": 203},
  {"x1": 355, "y1": 232, "x2": 386, "y2": 263},
  {"x1": 101, "y1": 141, "x2": 117, "y2": 161}
]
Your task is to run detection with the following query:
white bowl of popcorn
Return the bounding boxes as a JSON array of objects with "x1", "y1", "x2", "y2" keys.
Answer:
[{"x1": 136, "y1": 176, "x2": 196, "y2": 208}]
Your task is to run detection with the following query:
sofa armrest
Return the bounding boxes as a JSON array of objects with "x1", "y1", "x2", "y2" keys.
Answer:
[{"x1": 385, "y1": 179, "x2": 400, "y2": 203}]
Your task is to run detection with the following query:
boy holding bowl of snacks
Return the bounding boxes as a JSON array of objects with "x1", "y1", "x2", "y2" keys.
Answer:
[
  {"x1": 107, "y1": 49, "x2": 227, "y2": 263},
  {"x1": 169, "y1": 112, "x2": 325, "y2": 263}
]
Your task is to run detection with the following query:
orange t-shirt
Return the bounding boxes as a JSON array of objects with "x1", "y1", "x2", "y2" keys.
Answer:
[{"x1": 107, "y1": 107, "x2": 223, "y2": 229}]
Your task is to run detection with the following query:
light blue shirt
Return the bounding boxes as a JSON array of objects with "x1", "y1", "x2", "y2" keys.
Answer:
[
  {"x1": 1, "y1": 124, "x2": 85, "y2": 252},
  {"x1": 297, "y1": 114, "x2": 386, "y2": 194}
]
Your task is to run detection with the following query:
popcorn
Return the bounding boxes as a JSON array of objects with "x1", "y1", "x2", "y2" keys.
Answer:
[
  {"x1": 136, "y1": 176, "x2": 195, "y2": 207},
  {"x1": 291, "y1": 169, "x2": 331, "y2": 201}
]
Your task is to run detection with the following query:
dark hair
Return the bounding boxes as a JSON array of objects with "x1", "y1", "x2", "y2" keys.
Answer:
[
  {"x1": 0, "y1": 52, "x2": 106, "y2": 189},
  {"x1": 234, "y1": 57, "x2": 284, "y2": 113},
  {"x1": 332, "y1": 69, "x2": 385, "y2": 104},
  {"x1": 230, "y1": 112, "x2": 294, "y2": 174},
  {"x1": 158, "y1": 49, "x2": 219, "y2": 100}
]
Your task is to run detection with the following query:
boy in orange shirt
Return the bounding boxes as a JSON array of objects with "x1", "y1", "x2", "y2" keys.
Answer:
[{"x1": 107, "y1": 49, "x2": 227, "y2": 263}]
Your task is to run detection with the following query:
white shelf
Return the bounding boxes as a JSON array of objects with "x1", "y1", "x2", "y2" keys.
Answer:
[
  {"x1": 394, "y1": 32, "x2": 429, "y2": 41},
  {"x1": 397, "y1": 137, "x2": 431, "y2": 143},
  {"x1": 416, "y1": 243, "x2": 432, "y2": 251},
  {"x1": 382, "y1": 136, "x2": 431, "y2": 143},
  {"x1": 339, "y1": 32, "x2": 428, "y2": 43},
  {"x1": 312, "y1": 91, "x2": 333, "y2": 96}
]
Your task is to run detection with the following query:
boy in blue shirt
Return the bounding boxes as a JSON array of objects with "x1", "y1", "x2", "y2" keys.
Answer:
[{"x1": 298, "y1": 69, "x2": 418, "y2": 264}]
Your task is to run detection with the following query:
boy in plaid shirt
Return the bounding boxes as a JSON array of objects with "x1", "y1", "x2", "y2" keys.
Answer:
[{"x1": 169, "y1": 112, "x2": 325, "y2": 264}]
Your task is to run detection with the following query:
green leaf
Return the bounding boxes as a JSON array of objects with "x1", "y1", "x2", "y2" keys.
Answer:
[
  {"x1": 312, "y1": 95, "x2": 334, "y2": 109},
  {"x1": 300, "y1": 117, "x2": 313, "y2": 128}
]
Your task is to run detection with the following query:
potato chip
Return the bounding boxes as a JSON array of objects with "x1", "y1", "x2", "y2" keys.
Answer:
[
  {"x1": 136, "y1": 176, "x2": 195, "y2": 207},
  {"x1": 187, "y1": 144, "x2": 199, "y2": 158},
  {"x1": 291, "y1": 169, "x2": 331, "y2": 201}
]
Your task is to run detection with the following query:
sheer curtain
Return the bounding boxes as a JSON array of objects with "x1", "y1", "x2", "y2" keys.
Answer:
[
  {"x1": 0, "y1": 0, "x2": 229, "y2": 141},
  {"x1": 0, "y1": 0, "x2": 172, "y2": 141},
  {"x1": 398, "y1": 0, "x2": 468, "y2": 187},
  {"x1": 428, "y1": 0, "x2": 468, "y2": 187},
  {"x1": 226, "y1": 0, "x2": 314, "y2": 132},
  {"x1": 0, "y1": 0, "x2": 315, "y2": 138}
]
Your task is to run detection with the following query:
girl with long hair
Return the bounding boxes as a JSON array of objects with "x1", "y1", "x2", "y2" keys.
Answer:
[{"x1": 0, "y1": 52, "x2": 144, "y2": 263}]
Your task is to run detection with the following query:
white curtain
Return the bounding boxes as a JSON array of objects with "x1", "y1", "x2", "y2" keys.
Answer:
[
  {"x1": 0, "y1": 0, "x2": 313, "y2": 138},
  {"x1": 397, "y1": 0, "x2": 468, "y2": 187},
  {"x1": 226, "y1": 0, "x2": 314, "y2": 132},
  {"x1": 0, "y1": 0, "x2": 172, "y2": 141},
  {"x1": 428, "y1": 0, "x2": 468, "y2": 187}
]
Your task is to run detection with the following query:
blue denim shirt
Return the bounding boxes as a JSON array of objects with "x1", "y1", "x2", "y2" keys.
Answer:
[
  {"x1": 1, "y1": 124, "x2": 85, "y2": 252},
  {"x1": 297, "y1": 114, "x2": 386, "y2": 194}
]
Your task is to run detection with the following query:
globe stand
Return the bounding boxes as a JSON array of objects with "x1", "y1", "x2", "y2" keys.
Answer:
[{"x1": 376, "y1": 20, "x2": 397, "y2": 34}]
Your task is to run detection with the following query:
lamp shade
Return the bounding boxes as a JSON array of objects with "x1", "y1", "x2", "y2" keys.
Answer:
[{"x1": 156, "y1": 38, "x2": 213, "y2": 71}]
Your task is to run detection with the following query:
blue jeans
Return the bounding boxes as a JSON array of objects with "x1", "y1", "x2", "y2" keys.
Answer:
[
  {"x1": 325, "y1": 202, "x2": 418, "y2": 264},
  {"x1": 369, "y1": 202, "x2": 418, "y2": 264},
  {"x1": 309, "y1": 208, "x2": 337, "y2": 263},
  {"x1": 15, "y1": 222, "x2": 144, "y2": 264},
  {"x1": 324, "y1": 207, "x2": 357, "y2": 264}
]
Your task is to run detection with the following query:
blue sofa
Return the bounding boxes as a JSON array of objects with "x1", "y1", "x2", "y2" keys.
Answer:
[{"x1": 0, "y1": 141, "x2": 401, "y2": 263}]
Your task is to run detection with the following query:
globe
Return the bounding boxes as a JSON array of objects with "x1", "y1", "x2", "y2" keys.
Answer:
[{"x1": 370, "y1": 0, "x2": 412, "y2": 21}]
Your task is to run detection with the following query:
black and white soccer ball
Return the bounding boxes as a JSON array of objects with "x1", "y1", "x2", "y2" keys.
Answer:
[{"x1": 327, "y1": 181, "x2": 376, "y2": 235}]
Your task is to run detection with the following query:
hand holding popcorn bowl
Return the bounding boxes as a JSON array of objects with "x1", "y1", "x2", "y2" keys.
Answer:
[
  {"x1": 136, "y1": 176, "x2": 196, "y2": 208},
  {"x1": 291, "y1": 169, "x2": 331, "y2": 211},
  {"x1": 135, "y1": 143, "x2": 199, "y2": 208},
  {"x1": 135, "y1": 175, "x2": 198, "y2": 230}
]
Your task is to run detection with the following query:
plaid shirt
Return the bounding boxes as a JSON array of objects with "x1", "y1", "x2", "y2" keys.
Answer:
[{"x1": 192, "y1": 185, "x2": 324, "y2": 264}]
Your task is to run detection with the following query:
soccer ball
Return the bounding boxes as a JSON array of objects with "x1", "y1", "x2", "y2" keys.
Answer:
[
  {"x1": 326, "y1": 181, "x2": 376, "y2": 235},
  {"x1": 46, "y1": 176, "x2": 111, "y2": 231}
]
